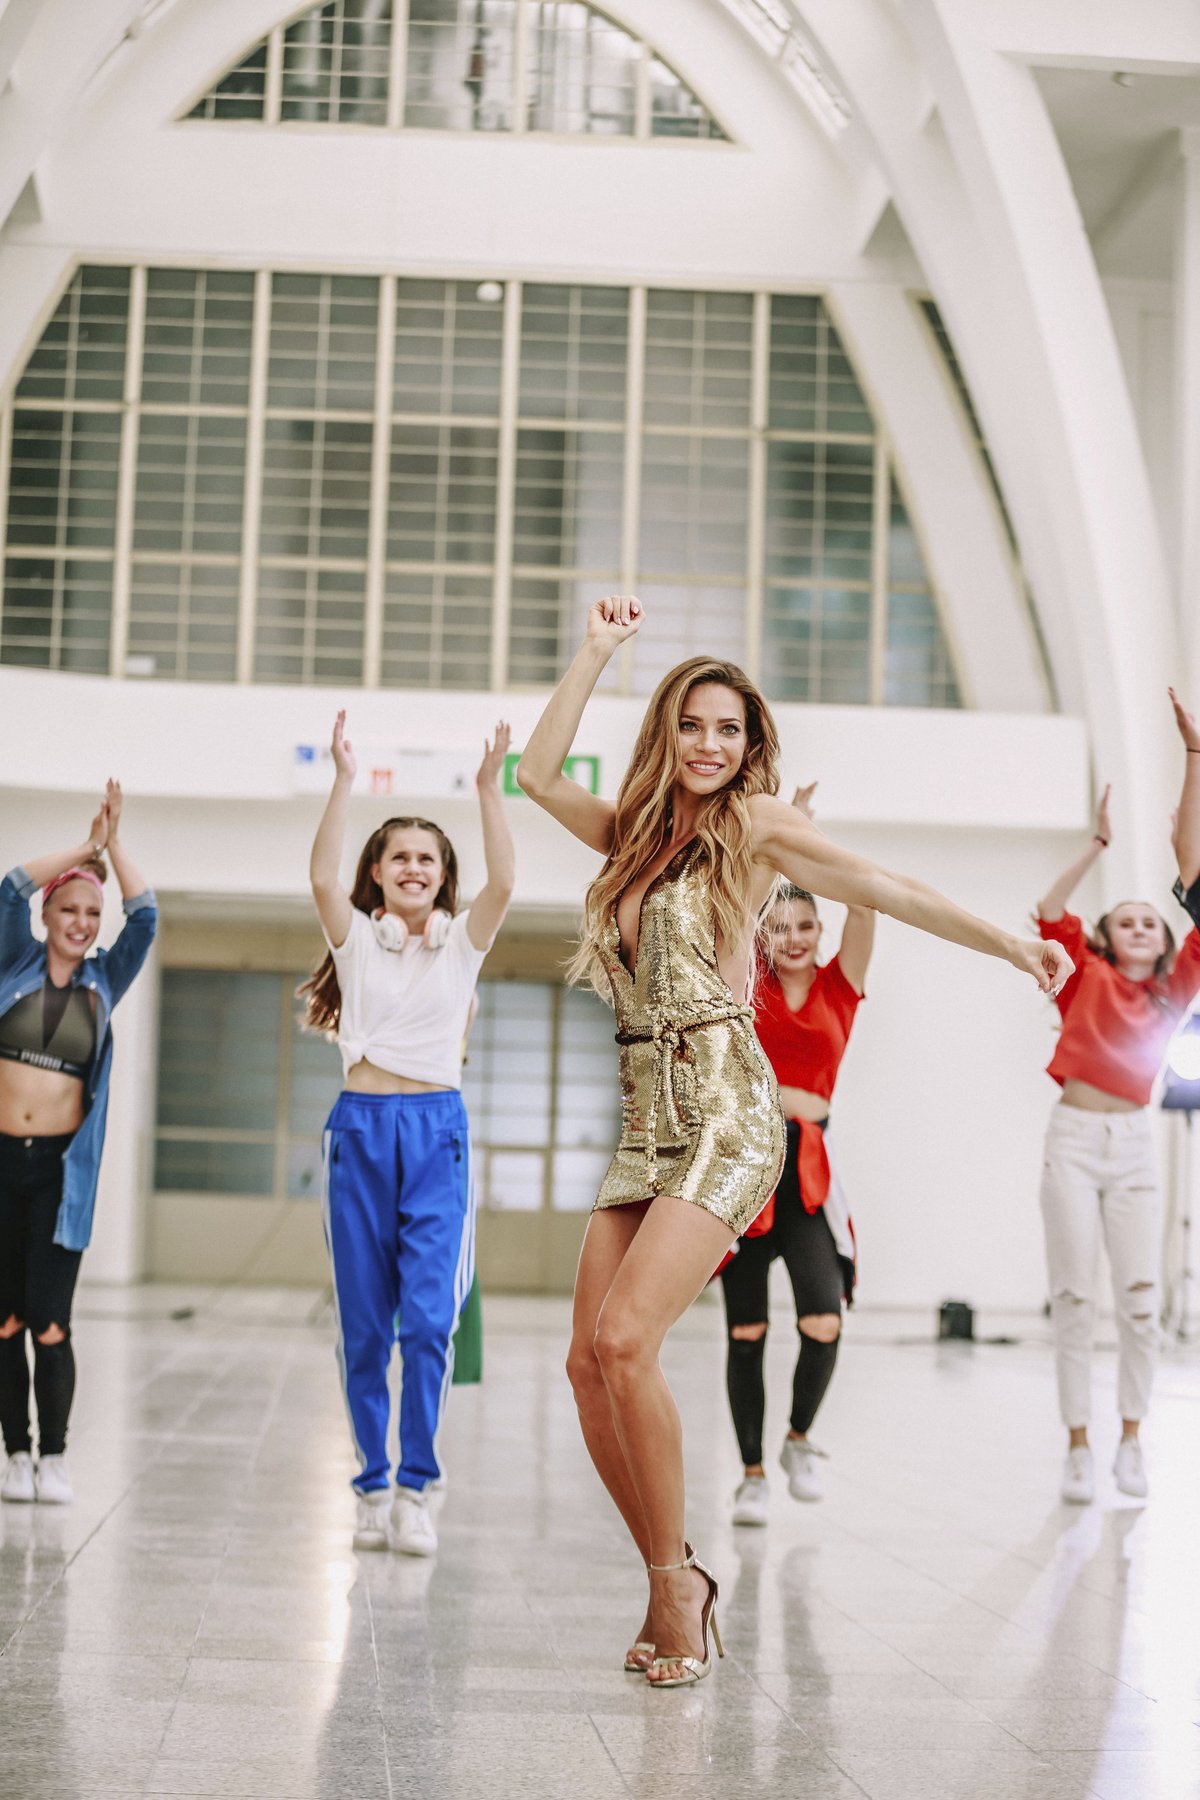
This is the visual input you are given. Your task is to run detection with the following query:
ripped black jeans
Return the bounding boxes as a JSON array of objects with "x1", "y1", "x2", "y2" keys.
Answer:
[{"x1": 0, "y1": 1133, "x2": 81, "y2": 1458}]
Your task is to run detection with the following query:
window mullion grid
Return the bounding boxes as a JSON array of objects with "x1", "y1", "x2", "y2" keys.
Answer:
[
  {"x1": 109, "y1": 264, "x2": 146, "y2": 679},
  {"x1": 237, "y1": 269, "x2": 271, "y2": 684},
  {"x1": 869, "y1": 438, "x2": 889, "y2": 707},
  {"x1": 744, "y1": 290, "x2": 770, "y2": 686},
  {"x1": 513, "y1": 0, "x2": 530, "y2": 135},
  {"x1": 490, "y1": 278, "x2": 522, "y2": 691},
  {"x1": 364, "y1": 272, "x2": 396, "y2": 686},
  {"x1": 265, "y1": 26, "x2": 284, "y2": 124},
  {"x1": 634, "y1": 40, "x2": 651, "y2": 141},
  {"x1": 618, "y1": 285, "x2": 647, "y2": 697},
  {"x1": 543, "y1": 985, "x2": 563, "y2": 1216},
  {"x1": 387, "y1": 0, "x2": 409, "y2": 127},
  {"x1": 0, "y1": 402, "x2": 11, "y2": 647}
]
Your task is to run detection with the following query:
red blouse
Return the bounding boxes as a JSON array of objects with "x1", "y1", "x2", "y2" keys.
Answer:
[
  {"x1": 754, "y1": 957, "x2": 863, "y2": 1101},
  {"x1": 1037, "y1": 911, "x2": 1200, "y2": 1106}
]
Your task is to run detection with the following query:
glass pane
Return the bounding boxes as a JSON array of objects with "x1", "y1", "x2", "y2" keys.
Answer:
[
  {"x1": 769, "y1": 293, "x2": 872, "y2": 436},
  {"x1": 134, "y1": 414, "x2": 247, "y2": 557},
  {"x1": 380, "y1": 569, "x2": 493, "y2": 689},
  {"x1": 627, "y1": 581, "x2": 746, "y2": 696},
  {"x1": 281, "y1": 0, "x2": 393, "y2": 127},
  {"x1": 556, "y1": 988, "x2": 620, "y2": 1149},
  {"x1": 287, "y1": 1139, "x2": 326, "y2": 1200},
  {"x1": 513, "y1": 427, "x2": 622, "y2": 571},
  {"x1": 267, "y1": 273, "x2": 379, "y2": 412},
  {"x1": 404, "y1": 0, "x2": 517, "y2": 132},
  {"x1": 765, "y1": 440, "x2": 874, "y2": 586},
  {"x1": 480, "y1": 1149, "x2": 544, "y2": 1211},
  {"x1": 7, "y1": 411, "x2": 121, "y2": 553},
  {"x1": 886, "y1": 589, "x2": 961, "y2": 708},
  {"x1": 154, "y1": 1138, "x2": 276, "y2": 1195},
  {"x1": 386, "y1": 423, "x2": 498, "y2": 563},
  {"x1": 526, "y1": 3, "x2": 638, "y2": 136},
  {"x1": 762, "y1": 584, "x2": 871, "y2": 704},
  {"x1": 519, "y1": 284, "x2": 628, "y2": 426},
  {"x1": 460, "y1": 982, "x2": 552, "y2": 1145},
  {"x1": 288, "y1": 1007, "x2": 343, "y2": 1134},
  {"x1": 142, "y1": 269, "x2": 255, "y2": 408},
  {"x1": 644, "y1": 289, "x2": 753, "y2": 432},
  {"x1": 128, "y1": 562, "x2": 240, "y2": 682},
  {"x1": 16, "y1": 267, "x2": 130, "y2": 405},
  {"x1": 649, "y1": 55, "x2": 726, "y2": 140},
  {"x1": 393, "y1": 279, "x2": 505, "y2": 417},
  {"x1": 188, "y1": 41, "x2": 269, "y2": 121},
  {"x1": 551, "y1": 1148, "x2": 612, "y2": 1211},
  {"x1": 639, "y1": 434, "x2": 749, "y2": 579},
  {"x1": 156, "y1": 970, "x2": 281, "y2": 1131},
  {"x1": 0, "y1": 556, "x2": 112, "y2": 673},
  {"x1": 508, "y1": 572, "x2": 620, "y2": 689},
  {"x1": 260, "y1": 417, "x2": 373, "y2": 560},
  {"x1": 255, "y1": 563, "x2": 366, "y2": 685}
]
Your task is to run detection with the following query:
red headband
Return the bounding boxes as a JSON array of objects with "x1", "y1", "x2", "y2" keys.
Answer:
[{"x1": 42, "y1": 868, "x2": 104, "y2": 906}]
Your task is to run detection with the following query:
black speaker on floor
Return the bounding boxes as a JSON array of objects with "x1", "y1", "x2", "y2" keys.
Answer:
[{"x1": 938, "y1": 1300, "x2": 975, "y2": 1341}]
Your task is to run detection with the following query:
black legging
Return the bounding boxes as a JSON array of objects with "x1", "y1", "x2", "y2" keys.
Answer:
[
  {"x1": 0, "y1": 1133, "x2": 81, "y2": 1459},
  {"x1": 719, "y1": 1119, "x2": 847, "y2": 1469}
]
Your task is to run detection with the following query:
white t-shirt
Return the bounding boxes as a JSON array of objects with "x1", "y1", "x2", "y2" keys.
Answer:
[{"x1": 327, "y1": 907, "x2": 486, "y2": 1089}]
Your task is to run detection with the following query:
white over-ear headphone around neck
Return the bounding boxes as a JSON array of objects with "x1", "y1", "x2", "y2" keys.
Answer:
[{"x1": 371, "y1": 908, "x2": 452, "y2": 952}]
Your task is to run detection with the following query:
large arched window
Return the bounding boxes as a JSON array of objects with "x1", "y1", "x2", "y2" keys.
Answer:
[
  {"x1": 184, "y1": 0, "x2": 727, "y2": 141},
  {"x1": 0, "y1": 264, "x2": 960, "y2": 708}
]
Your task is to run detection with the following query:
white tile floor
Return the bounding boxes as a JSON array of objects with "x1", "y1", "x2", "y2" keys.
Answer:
[{"x1": 1, "y1": 1281, "x2": 1199, "y2": 1800}]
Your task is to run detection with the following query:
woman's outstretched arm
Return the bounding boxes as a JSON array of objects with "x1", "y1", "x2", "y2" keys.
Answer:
[
  {"x1": 20, "y1": 797, "x2": 110, "y2": 891},
  {"x1": 1038, "y1": 785, "x2": 1111, "y2": 922},
  {"x1": 789, "y1": 781, "x2": 874, "y2": 995},
  {"x1": 467, "y1": 722, "x2": 516, "y2": 952},
  {"x1": 516, "y1": 597, "x2": 641, "y2": 853},
  {"x1": 102, "y1": 781, "x2": 149, "y2": 900},
  {"x1": 1170, "y1": 688, "x2": 1200, "y2": 890},
  {"x1": 310, "y1": 711, "x2": 355, "y2": 948},
  {"x1": 750, "y1": 794, "x2": 1073, "y2": 995}
]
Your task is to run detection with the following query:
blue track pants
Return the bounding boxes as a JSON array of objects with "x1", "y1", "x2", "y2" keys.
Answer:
[{"x1": 322, "y1": 1089, "x2": 474, "y2": 1496}]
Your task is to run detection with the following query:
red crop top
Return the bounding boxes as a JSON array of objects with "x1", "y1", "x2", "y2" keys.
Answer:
[
  {"x1": 754, "y1": 956, "x2": 863, "y2": 1101},
  {"x1": 1037, "y1": 911, "x2": 1200, "y2": 1106}
]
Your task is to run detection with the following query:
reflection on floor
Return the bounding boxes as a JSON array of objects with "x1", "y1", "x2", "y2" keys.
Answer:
[{"x1": 1, "y1": 1283, "x2": 1199, "y2": 1799}]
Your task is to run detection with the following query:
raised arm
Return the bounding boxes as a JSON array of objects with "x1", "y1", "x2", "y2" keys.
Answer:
[
  {"x1": 102, "y1": 781, "x2": 150, "y2": 901},
  {"x1": 789, "y1": 781, "x2": 874, "y2": 994},
  {"x1": 466, "y1": 722, "x2": 516, "y2": 952},
  {"x1": 1170, "y1": 688, "x2": 1200, "y2": 890},
  {"x1": 750, "y1": 793, "x2": 1072, "y2": 996},
  {"x1": 309, "y1": 711, "x2": 355, "y2": 949},
  {"x1": 20, "y1": 797, "x2": 110, "y2": 891},
  {"x1": 1038, "y1": 785, "x2": 1110, "y2": 922},
  {"x1": 515, "y1": 596, "x2": 641, "y2": 853}
]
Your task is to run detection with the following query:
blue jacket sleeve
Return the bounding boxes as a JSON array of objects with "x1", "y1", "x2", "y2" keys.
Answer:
[
  {"x1": 0, "y1": 866, "x2": 37, "y2": 967},
  {"x1": 96, "y1": 890, "x2": 158, "y2": 1006}
]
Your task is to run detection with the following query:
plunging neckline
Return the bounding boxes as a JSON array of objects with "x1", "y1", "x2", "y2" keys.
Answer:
[{"x1": 612, "y1": 837, "x2": 697, "y2": 982}]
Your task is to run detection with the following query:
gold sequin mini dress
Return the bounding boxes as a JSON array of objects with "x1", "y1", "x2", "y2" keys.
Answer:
[{"x1": 595, "y1": 839, "x2": 786, "y2": 1234}]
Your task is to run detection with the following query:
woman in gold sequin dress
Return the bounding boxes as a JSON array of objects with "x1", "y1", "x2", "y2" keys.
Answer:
[{"x1": 517, "y1": 597, "x2": 1074, "y2": 1688}]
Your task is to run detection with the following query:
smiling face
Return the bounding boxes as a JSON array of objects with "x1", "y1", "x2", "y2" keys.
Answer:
[
  {"x1": 1104, "y1": 900, "x2": 1168, "y2": 977},
  {"x1": 766, "y1": 895, "x2": 822, "y2": 976},
  {"x1": 43, "y1": 879, "x2": 102, "y2": 967},
  {"x1": 372, "y1": 825, "x2": 446, "y2": 923},
  {"x1": 674, "y1": 682, "x2": 747, "y2": 798}
]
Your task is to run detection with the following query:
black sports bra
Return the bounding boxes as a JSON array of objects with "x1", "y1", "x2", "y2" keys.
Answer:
[{"x1": 0, "y1": 980, "x2": 97, "y2": 1079}]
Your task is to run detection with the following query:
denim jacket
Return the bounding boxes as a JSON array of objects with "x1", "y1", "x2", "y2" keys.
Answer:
[{"x1": 0, "y1": 865, "x2": 157, "y2": 1251}]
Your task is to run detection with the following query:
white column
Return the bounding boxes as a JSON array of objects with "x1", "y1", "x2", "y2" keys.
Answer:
[
  {"x1": 86, "y1": 935, "x2": 160, "y2": 1285},
  {"x1": 1176, "y1": 127, "x2": 1200, "y2": 691}
]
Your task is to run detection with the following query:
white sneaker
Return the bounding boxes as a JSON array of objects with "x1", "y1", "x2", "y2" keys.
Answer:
[
  {"x1": 1113, "y1": 1437, "x2": 1148, "y2": 1499},
  {"x1": 1060, "y1": 1445, "x2": 1094, "y2": 1505},
  {"x1": 391, "y1": 1485, "x2": 438, "y2": 1557},
  {"x1": 1, "y1": 1451, "x2": 35, "y2": 1503},
  {"x1": 352, "y1": 1492, "x2": 391, "y2": 1550},
  {"x1": 731, "y1": 1474, "x2": 769, "y2": 1527},
  {"x1": 780, "y1": 1437, "x2": 826, "y2": 1502},
  {"x1": 34, "y1": 1454, "x2": 73, "y2": 1505}
]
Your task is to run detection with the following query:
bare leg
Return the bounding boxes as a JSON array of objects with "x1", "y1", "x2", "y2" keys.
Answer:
[
  {"x1": 566, "y1": 1203, "x2": 655, "y2": 1660},
  {"x1": 592, "y1": 1195, "x2": 735, "y2": 1683}
]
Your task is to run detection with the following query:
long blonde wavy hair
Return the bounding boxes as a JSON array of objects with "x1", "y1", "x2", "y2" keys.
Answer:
[{"x1": 569, "y1": 657, "x2": 781, "y2": 994}]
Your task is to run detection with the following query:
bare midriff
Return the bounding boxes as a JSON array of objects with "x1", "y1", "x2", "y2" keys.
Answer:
[
  {"x1": 345, "y1": 1058, "x2": 452, "y2": 1096},
  {"x1": 775, "y1": 1082, "x2": 831, "y2": 1125},
  {"x1": 1059, "y1": 1078, "x2": 1142, "y2": 1116},
  {"x1": 0, "y1": 1061, "x2": 85, "y2": 1138}
]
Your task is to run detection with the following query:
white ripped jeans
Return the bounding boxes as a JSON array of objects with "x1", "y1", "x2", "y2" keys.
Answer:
[{"x1": 1038, "y1": 1104, "x2": 1161, "y2": 1428}]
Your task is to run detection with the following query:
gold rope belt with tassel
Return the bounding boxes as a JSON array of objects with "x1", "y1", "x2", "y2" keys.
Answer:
[{"x1": 615, "y1": 1003, "x2": 754, "y2": 1184}]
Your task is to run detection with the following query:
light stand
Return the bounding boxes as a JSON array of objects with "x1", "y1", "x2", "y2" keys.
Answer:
[{"x1": 1160, "y1": 1013, "x2": 1200, "y2": 1342}]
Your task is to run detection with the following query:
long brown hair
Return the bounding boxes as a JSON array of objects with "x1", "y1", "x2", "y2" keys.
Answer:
[
  {"x1": 1089, "y1": 904, "x2": 1176, "y2": 991},
  {"x1": 568, "y1": 657, "x2": 781, "y2": 993},
  {"x1": 299, "y1": 817, "x2": 459, "y2": 1035}
]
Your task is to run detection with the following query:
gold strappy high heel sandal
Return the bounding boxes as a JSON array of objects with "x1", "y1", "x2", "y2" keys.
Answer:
[
  {"x1": 645, "y1": 1548, "x2": 723, "y2": 1688},
  {"x1": 623, "y1": 1638, "x2": 655, "y2": 1673}
]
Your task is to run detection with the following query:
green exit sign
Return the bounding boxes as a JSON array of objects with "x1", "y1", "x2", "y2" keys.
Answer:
[{"x1": 503, "y1": 752, "x2": 600, "y2": 797}]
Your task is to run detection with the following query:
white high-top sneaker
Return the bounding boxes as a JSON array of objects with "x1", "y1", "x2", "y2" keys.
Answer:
[
  {"x1": 780, "y1": 1437, "x2": 826, "y2": 1502},
  {"x1": 1060, "y1": 1445, "x2": 1094, "y2": 1505},
  {"x1": 731, "y1": 1474, "x2": 769, "y2": 1527},
  {"x1": 1113, "y1": 1437, "x2": 1148, "y2": 1500},
  {"x1": 352, "y1": 1492, "x2": 391, "y2": 1550},
  {"x1": 391, "y1": 1486, "x2": 438, "y2": 1557},
  {"x1": 1, "y1": 1451, "x2": 35, "y2": 1503},
  {"x1": 34, "y1": 1454, "x2": 73, "y2": 1505}
]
